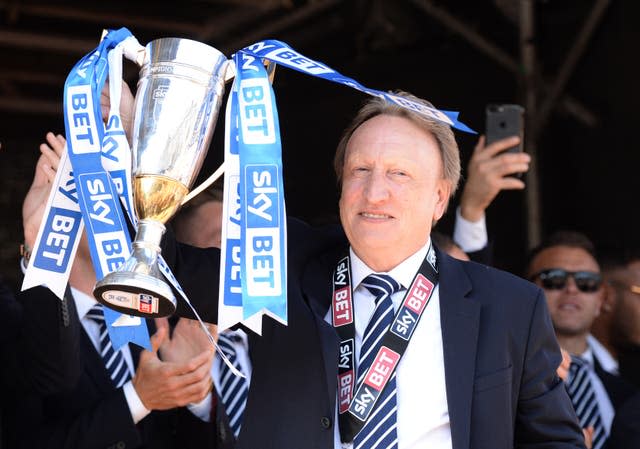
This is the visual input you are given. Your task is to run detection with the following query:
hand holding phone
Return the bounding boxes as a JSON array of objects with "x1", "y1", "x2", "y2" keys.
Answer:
[{"x1": 458, "y1": 106, "x2": 530, "y2": 222}]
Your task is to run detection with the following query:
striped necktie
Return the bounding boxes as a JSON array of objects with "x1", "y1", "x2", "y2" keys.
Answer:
[
  {"x1": 354, "y1": 274, "x2": 403, "y2": 449},
  {"x1": 218, "y1": 331, "x2": 249, "y2": 438},
  {"x1": 567, "y1": 356, "x2": 606, "y2": 449},
  {"x1": 85, "y1": 304, "x2": 132, "y2": 388}
]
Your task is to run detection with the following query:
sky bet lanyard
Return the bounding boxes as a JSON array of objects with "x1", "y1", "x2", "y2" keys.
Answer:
[{"x1": 332, "y1": 245, "x2": 438, "y2": 443}]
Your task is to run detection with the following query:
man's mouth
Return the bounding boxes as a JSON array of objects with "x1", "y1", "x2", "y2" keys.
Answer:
[{"x1": 360, "y1": 212, "x2": 392, "y2": 219}]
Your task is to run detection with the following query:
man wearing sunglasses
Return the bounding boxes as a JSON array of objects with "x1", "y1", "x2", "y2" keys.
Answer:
[{"x1": 527, "y1": 231, "x2": 637, "y2": 449}]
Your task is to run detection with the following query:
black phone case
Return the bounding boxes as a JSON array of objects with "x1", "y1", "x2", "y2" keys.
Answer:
[{"x1": 485, "y1": 104, "x2": 524, "y2": 152}]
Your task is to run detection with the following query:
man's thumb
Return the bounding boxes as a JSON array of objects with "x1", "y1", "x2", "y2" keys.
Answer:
[{"x1": 150, "y1": 325, "x2": 168, "y2": 353}]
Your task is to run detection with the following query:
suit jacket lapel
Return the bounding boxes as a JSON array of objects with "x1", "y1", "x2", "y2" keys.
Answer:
[
  {"x1": 437, "y1": 249, "x2": 480, "y2": 449},
  {"x1": 301, "y1": 246, "x2": 344, "y2": 412}
]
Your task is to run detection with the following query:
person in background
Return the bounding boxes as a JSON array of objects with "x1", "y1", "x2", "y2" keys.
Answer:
[
  {"x1": 12, "y1": 132, "x2": 219, "y2": 449},
  {"x1": 172, "y1": 183, "x2": 249, "y2": 449},
  {"x1": 592, "y1": 251, "x2": 640, "y2": 388},
  {"x1": 436, "y1": 134, "x2": 530, "y2": 264},
  {"x1": 527, "y1": 231, "x2": 637, "y2": 449},
  {"x1": 452, "y1": 135, "x2": 529, "y2": 263}
]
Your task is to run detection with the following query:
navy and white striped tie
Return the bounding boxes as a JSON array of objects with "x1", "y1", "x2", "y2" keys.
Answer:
[
  {"x1": 218, "y1": 331, "x2": 249, "y2": 438},
  {"x1": 567, "y1": 356, "x2": 606, "y2": 449},
  {"x1": 85, "y1": 304, "x2": 132, "y2": 388},
  {"x1": 354, "y1": 274, "x2": 403, "y2": 449}
]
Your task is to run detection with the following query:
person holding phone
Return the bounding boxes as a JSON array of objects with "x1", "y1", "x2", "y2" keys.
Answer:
[{"x1": 452, "y1": 134, "x2": 530, "y2": 261}]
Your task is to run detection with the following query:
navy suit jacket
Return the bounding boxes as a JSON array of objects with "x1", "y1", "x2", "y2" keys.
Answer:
[
  {"x1": 12, "y1": 286, "x2": 218, "y2": 449},
  {"x1": 166, "y1": 219, "x2": 585, "y2": 449}
]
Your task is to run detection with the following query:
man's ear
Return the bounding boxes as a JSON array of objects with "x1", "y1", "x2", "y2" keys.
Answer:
[
  {"x1": 601, "y1": 280, "x2": 616, "y2": 314},
  {"x1": 432, "y1": 179, "x2": 452, "y2": 223}
]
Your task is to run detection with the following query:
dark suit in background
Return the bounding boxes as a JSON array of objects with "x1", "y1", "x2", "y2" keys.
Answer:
[
  {"x1": 592, "y1": 357, "x2": 637, "y2": 412},
  {"x1": 606, "y1": 391, "x2": 640, "y2": 449},
  {"x1": 10, "y1": 286, "x2": 218, "y2": 449},
  {"x1": 0, "y1": 278, "x2": 21, "y2": 449}
]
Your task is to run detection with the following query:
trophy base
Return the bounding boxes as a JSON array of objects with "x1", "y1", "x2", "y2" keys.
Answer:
[{"x1": 94, "y1": 271, "x2": 176, "y2": 318}]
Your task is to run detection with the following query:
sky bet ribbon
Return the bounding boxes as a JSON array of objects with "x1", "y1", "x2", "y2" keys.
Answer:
[
  {"x1": 219, "y1": 40, "x2": 472, "y2": 332},
  {"x1": 238, "y1": 40, "x2": 475, "y2": 134},
  {"x1": 22, "y1": 147, "x2": 83, "y2": 300},
  {"x1": 61, "y1": 28, "x2": 150, "y2": 350},
  {"x1": 218, "y1": 52, "x2": 287, "y2": 333}
]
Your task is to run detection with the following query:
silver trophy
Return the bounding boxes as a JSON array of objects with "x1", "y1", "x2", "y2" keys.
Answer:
[{"x1": 94, "y1": 37, "x2": 228, "y2": 317}]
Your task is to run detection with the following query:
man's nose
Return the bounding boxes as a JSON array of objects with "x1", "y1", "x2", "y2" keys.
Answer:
[
  {"x1": 564, "y1": 275, "x2": 580, "y2": 293},
  {"x1": 363, "y1": 170, "x2": 390, "y2": 202}
]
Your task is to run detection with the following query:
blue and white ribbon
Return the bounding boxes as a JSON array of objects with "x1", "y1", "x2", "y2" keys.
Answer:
[
  {"x1": 22, "y1": 147, "x2": 83, "y2": 300},
  {"x1": 218, "y1": 40, "x2": 473, "y2": 333},
  {"x1": 218, "y1": 53, "x2": 287, "y2": 332},
  {"x1": 239, "y1": 40, "x2": 476, "y2": 134},
  {"x1": 27, "y1": 31, "x2": 474, "y2": 341},
  {"x1": 63, "y1": 28, "x2": 150, "y2": 349}
]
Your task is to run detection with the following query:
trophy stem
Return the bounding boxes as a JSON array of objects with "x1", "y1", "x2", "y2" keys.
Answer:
[{"x1": 93, "y1": 220, "x2": 176, "y2": 317}]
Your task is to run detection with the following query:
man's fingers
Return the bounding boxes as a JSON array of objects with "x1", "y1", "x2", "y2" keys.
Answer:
[
  {"x1": 179, "y1": 376, "x2": 214, "y2": 405},
  {"x1": 482, "y1": 152, "x2": 530, "y2": 178},
  {"x1": 472, "y1": 135, "x2": 486, "y2": 154},
  {"x1": 154, "y1": 317, "x2": 170, "y2": 336},
  {"x1": 53, "y1": 134, "x2": 67, "y2": 155},
  {"x1": 175, "y1": 350, "x2": 214, "y2": 384},
  {"x1": 481, "y1": 136, "x2": 521, "y2": 158},
  {"x1": 155, "y1": 317, "x2": 171, "y2": 353},
  {"x1": 39, "y1": 143, "x2": 60, "y2": 172},
  {"x1": 497, "y1": 177, "x2": 526, "y2": 191},
  {"x1": 150, "y1": 325, "x2": 168, "y2": 353}
]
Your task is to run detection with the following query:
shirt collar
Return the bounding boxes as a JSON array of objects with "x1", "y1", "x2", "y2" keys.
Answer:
[
  {"x1": 578, "y1": 347, "x2": 595, "y2": 367},
  {"x1": 70, "y1": 286, "x2": 100, "y2": 319},
  {"x1": 587, "y1": 334, "x2": 619, "y2": 373},
  {"x1": 349, "y1": 239, "x2": 432, "y2": 291}
]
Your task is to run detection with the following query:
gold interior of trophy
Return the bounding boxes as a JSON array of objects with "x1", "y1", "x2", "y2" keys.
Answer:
[{"x1": 134, "y1": 174, "x2": 189, "y2": 223}]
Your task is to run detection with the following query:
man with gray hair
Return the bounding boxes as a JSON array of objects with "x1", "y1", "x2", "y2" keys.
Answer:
[{"x1": 165, "y1": 91, "x2": 584, "y2": 449}]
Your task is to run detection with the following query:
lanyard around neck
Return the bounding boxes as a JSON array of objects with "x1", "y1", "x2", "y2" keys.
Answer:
[{"x1": 331, "y1": 245, "x2": 439, "y2": 443}]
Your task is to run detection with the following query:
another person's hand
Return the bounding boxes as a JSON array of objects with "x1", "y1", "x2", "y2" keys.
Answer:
[
  {"x1": 100, "y1": 79, "x2": 136, "y2": 141},
  {"x1": 133, "y1": 325, "x2": 214, "y2": 410},
  {"x1": 22, "y1": 133, "x2": 66, "y2": 249},
  {"x1": 157, "y1": 317, "x2": 217, "y2": 364},
  {"x1": 459, "y1": 135, "x2": 530, "y2": 222},
  {"x1": 582, "y1": 426, "x2": 594, "y2": 449},
  {"x1": 556, "y1": 347, "x2": 571, "y2": 381}
]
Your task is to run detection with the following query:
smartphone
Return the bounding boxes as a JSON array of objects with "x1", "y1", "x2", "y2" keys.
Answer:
[{"x1": 485, "y1": 104, "x2": 525, "y2": 153}]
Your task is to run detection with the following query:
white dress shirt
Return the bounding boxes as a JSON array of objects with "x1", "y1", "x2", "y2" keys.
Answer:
[
  {"x1": 587, "y1": 334, "x2": 619, "y2": 375},
  {"x1": 326, "y1": 241, "x2": 452, "y2": 449},
  {"x1": 452, "y1": 207, "x2": 488, "y2": 253}
]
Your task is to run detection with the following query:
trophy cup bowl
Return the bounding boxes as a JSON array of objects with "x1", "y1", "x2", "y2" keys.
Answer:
[{"x1": 94, "y1": 37, "x2": 228, "y2": 317}]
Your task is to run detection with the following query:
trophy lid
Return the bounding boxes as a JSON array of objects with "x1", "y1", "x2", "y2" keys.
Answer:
[{"x1": 142, "y1": 37, "x2": 228, "y2": 81}]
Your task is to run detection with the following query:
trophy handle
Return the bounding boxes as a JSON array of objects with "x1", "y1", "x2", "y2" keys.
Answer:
[
  {"x1": 181, "y1": 161, "x2": 225, "y2": 206},
  {"x1": 181, "y1": 58, "x2": 275, "y2": 207}
]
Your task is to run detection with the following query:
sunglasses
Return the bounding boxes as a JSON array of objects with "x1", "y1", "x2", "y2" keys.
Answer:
[{"x1": 531, "y1": 268, "x2": 602, "y2": 293}]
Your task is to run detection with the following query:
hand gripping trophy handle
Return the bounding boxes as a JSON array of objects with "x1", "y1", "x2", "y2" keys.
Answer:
[{"x1": 94, "y1": 38, "x2": 230, "y2": 318}]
